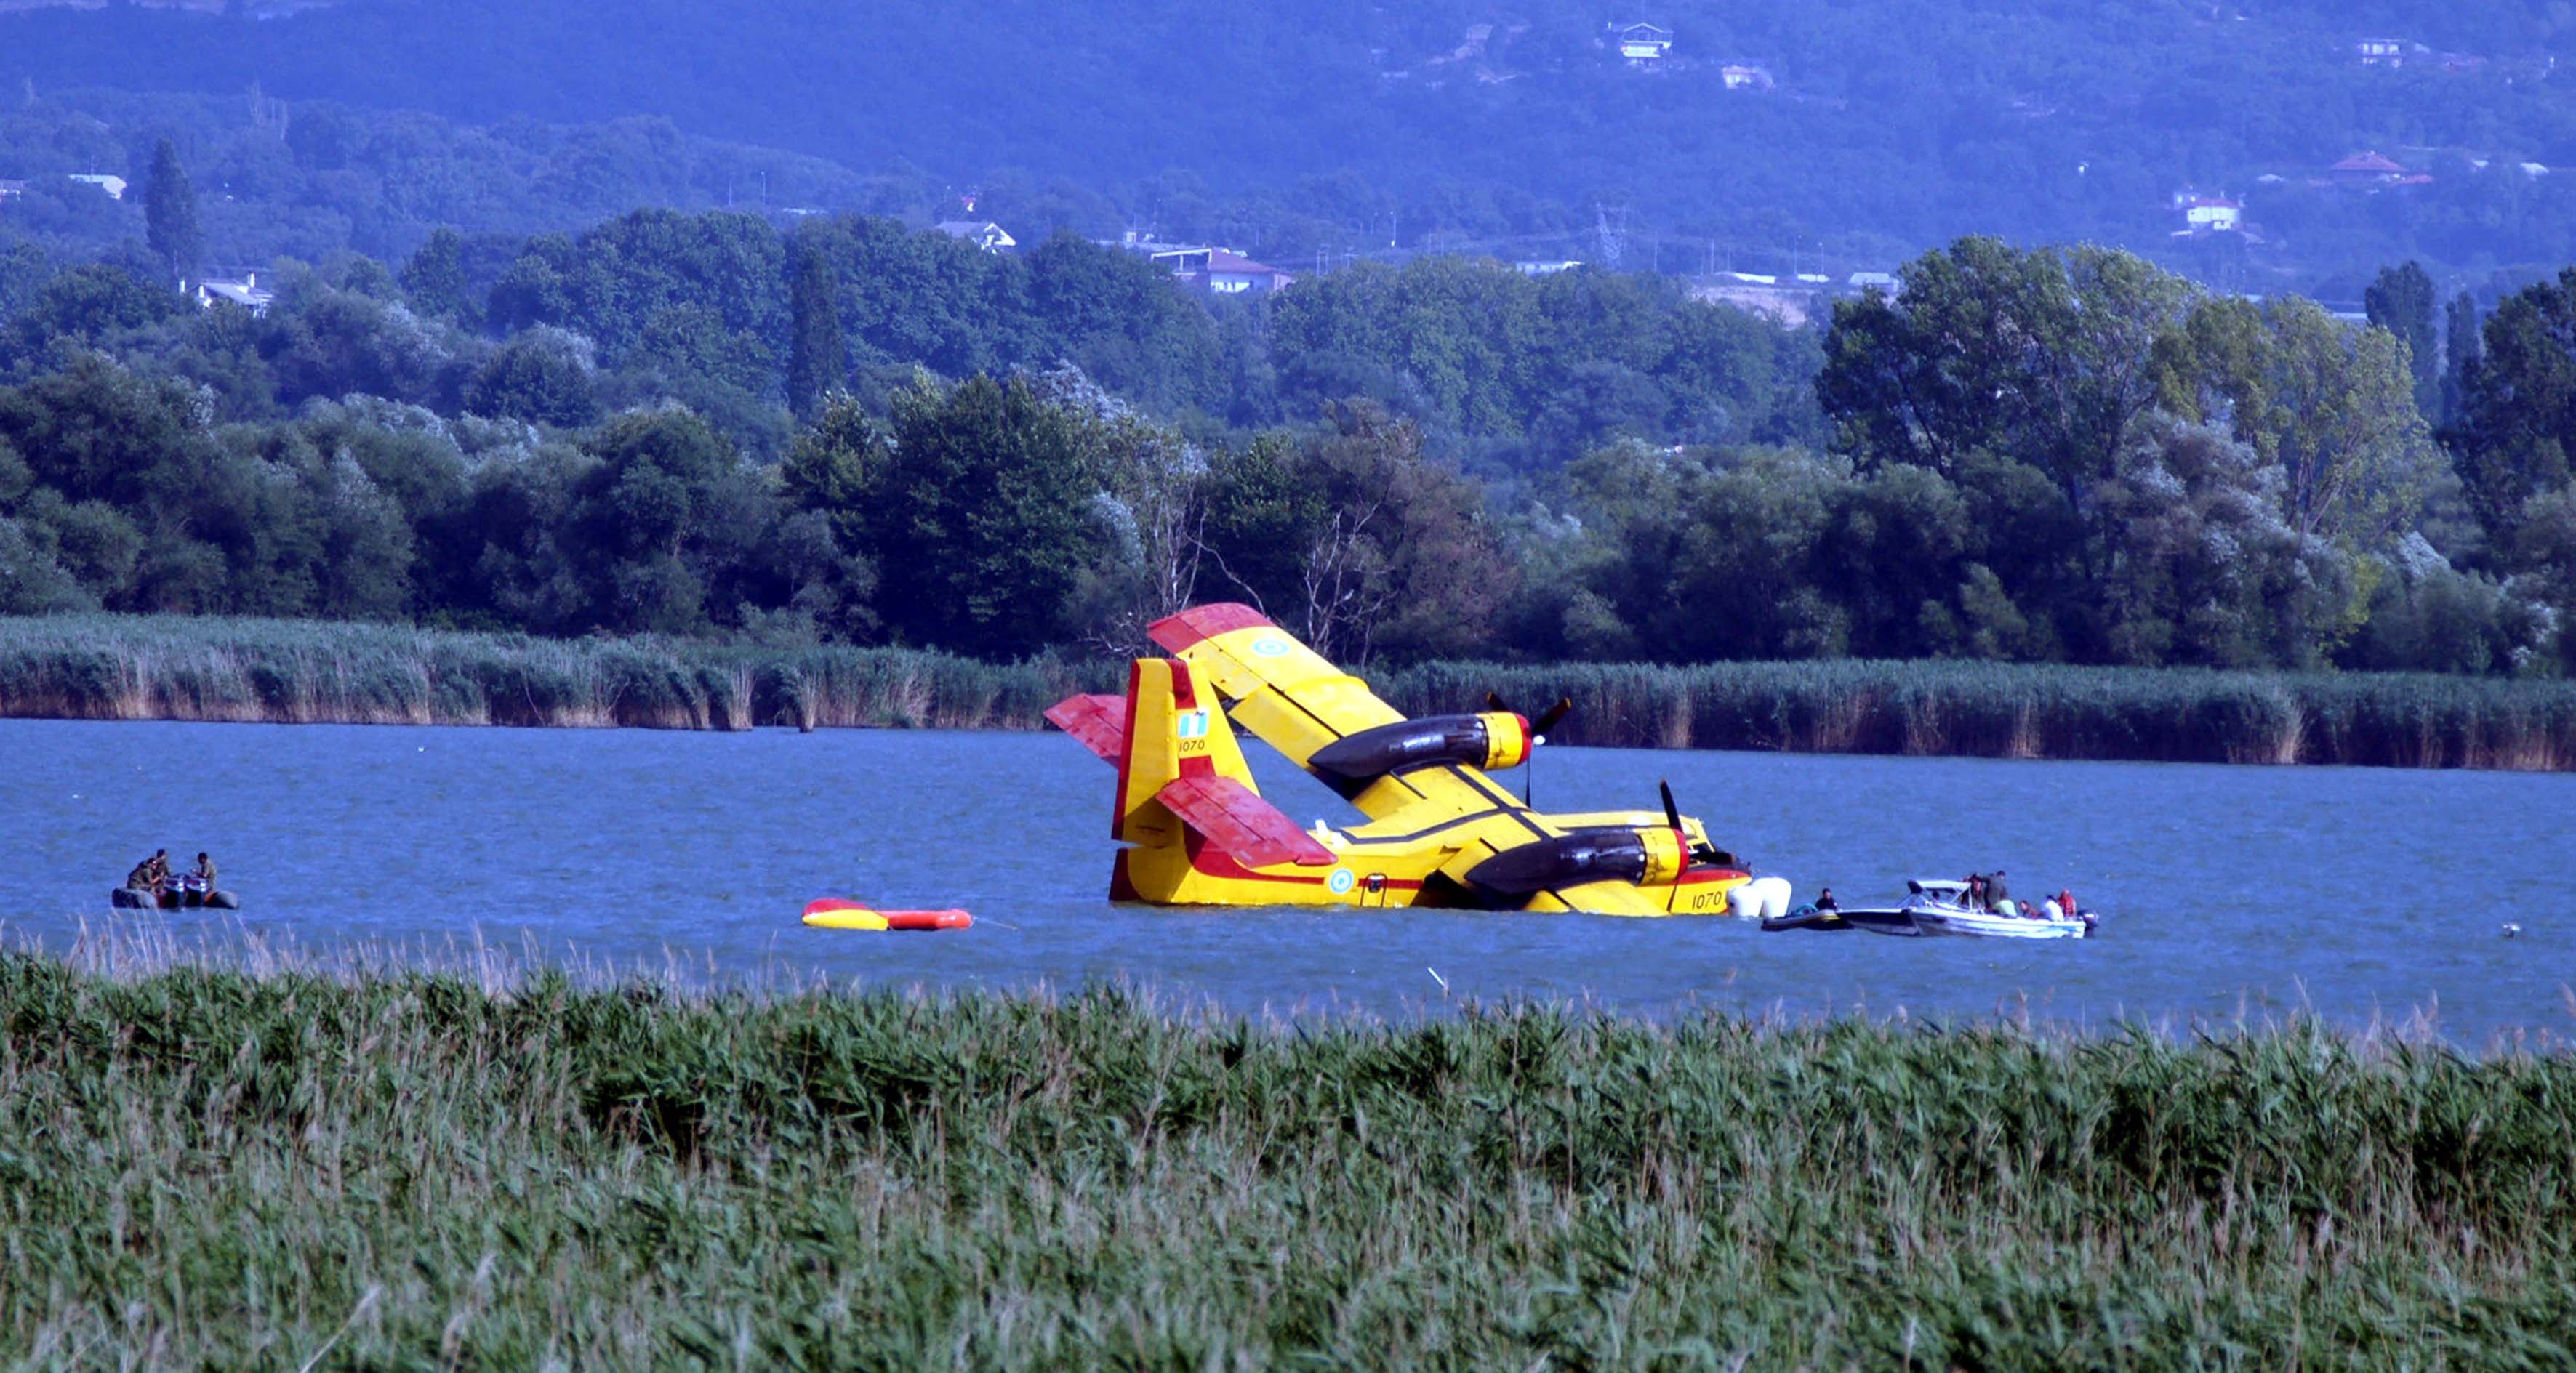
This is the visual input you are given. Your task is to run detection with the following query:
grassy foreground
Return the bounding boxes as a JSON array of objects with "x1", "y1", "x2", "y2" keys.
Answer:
[
  {"x1": 7, "y1": 613, "x2": 2576, "y2": 769},
  {"x1": 2, "y1": 953, "x2": 2571, "y2": 1369}
]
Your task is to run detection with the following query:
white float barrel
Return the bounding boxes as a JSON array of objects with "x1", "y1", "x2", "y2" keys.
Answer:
[
  {"x1": 1728, "y1": 884, "x2": 1762, "y2": 919},
  {"x1": 1755, "y1": 876, "x2": 1791, "y2": 920}
]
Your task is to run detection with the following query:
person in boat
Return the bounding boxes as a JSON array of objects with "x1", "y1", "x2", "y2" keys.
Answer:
[
  {"x1": 2058, "y1": 887, "x2": 2076, "y2": 919},
  {"x1": 146, "y1": 849, "x2": 172, "y2": 887},
  {"x1": 124, "y1": 856, "x2": 162, "y2": 895},
  {"x1": 1815, "y1": 887, "x2": 1839, "y2": 912},
  {"x1": 192, "y1": 853, "x2": 217, "y2": 889},
  {"x1": 1985, "y1": 869, "x2": 2011, "y2": 914}
]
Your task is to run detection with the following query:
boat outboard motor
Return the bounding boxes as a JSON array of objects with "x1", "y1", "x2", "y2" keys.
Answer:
[
  {"x1": 1465, "y1": 826, "x2": 1686, "y2": 897},
  {"x1": 1308, "y1": 712, "x2": 1529, "y2": 784}
]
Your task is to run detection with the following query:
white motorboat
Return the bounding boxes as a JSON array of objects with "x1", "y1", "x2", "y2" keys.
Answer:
[{"x1": 1847, "y1": 879, "x2": 2097, "y2": 940}]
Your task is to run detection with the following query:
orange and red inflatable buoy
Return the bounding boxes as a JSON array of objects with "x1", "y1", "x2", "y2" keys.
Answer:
[{"x1": 801, "y1": 897, "x2": 974, "y2": 932}]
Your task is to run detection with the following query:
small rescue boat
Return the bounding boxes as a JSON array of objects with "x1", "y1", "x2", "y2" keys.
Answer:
[
  {"x1": 801, "y1": 898, "x2": 974, "y2": 932},
  {"x1": 1865, "y1": 879, "x2": 2095, "y2": 940},
  {"x1": 1770, "y1": 880, "x2": 2098, "y2": 938},
  {"x1": 111, "y1": 878, "x2": 240, "y2": 911}
]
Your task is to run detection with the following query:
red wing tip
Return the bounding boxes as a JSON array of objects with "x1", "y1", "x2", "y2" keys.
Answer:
[
  {"x1": 1147, "y1": 603, "x2": 1275, "y2": 653},
  {"x1": 1042, "y1": 694, "x2": 1101, "y2": 728}
]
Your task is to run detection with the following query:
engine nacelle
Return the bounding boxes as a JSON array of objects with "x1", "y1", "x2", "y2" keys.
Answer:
[
  {"x1": 1308, "y1": 712, "x2": 1528, "y2": 782},
  {"x1": 1465, "y1": 826, "x2": 1686, "y2": 895}
]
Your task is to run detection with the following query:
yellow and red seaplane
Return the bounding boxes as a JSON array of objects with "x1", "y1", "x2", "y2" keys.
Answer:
[{"x1": 1046, "y1": 603, "x2": 1762, "y2": 915}]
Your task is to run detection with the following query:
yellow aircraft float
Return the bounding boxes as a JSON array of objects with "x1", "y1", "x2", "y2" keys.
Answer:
[{"x1": 1046, "y1": 603, "x2": 1763, "y2": 915}]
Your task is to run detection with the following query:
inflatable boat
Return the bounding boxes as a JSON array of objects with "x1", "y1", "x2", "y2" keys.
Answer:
[
  {"x1": 111, "y1": 882, "x2": 240, "y2": 911},
  {"x1": 1760, "y1": 903, "x2": 1922, "y2": 935}
]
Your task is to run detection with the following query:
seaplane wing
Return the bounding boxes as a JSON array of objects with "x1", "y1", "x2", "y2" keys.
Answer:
[
  {"x1": 1147, "y1": 603, "x2": 1535, "y2": 824},
  {"x1": 1146, "y1": 604, "x2": 1403, "y2": 765}
]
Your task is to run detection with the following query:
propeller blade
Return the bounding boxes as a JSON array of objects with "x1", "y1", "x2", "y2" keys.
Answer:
[
  {"x1": 1485, "y1": 690, "x2": 1511, "y2": 714},
  {"x1": 1660, "y1": 780, "x2": 1682, "y2": 832},
  {"x1": 1532, "y1": 697, "x2": 1572, "y2": 742}
]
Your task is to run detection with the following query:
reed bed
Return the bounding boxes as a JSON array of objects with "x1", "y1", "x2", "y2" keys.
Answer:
[
  {"x1": 8, "y1": 615, "x2": 2576, "y2": 770},
  {"x1": 0, "y1": 615, "x2": 1108, "y2": 732},
  {"x1": 0, "y1": 940, "x2": 2569, "y2": 1369},
  {"x1": 1387, "y1": 659, "x2": 2576, "y2": 770}
]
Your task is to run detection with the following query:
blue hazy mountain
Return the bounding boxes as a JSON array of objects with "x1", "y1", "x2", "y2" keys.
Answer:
[{"x1": 6, "y1": 0, "x2": 2575, "y2": 282}]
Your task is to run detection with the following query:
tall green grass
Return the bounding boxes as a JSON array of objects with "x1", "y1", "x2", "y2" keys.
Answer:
[
  {"x1": 7, "y1": 615, "x2": 2575, "y2": 769},
  {"x1": 0, "y1": 614, "x2": 1110, "y2": 731},
  {"x1": 1387, "y1": 659, "x2": 2576, "y2": 770},
  {"x1": 1, "y1": 946, "x2": 2569, "y2": 1368}
]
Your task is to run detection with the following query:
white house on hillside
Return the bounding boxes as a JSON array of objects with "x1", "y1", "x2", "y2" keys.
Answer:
[
  {"x1": 195, "y1": 271, "x2": 276, "y2": 317},
  {"x1": 69, "y1": 173, "x2": 129, "y2": 200},
  {"x1": 933, "y1": 220, "x2": 1016, "y2": 254},
  {"x1": 1609, "y1": 21, "x2": 1672, "y2": 63}
]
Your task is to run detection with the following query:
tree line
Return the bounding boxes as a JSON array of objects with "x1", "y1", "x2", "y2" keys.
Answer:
[{"x1": 1, "y1": 162, "x2": 2572, "y2": 676}]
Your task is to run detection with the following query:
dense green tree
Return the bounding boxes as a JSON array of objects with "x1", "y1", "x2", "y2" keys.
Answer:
[
  {"x1": 2, "y1": 262, "x2": 186, "y2": 368},
  {"x1": 2162, "y1": 295, "x2": 2444, "y2": 550},
  {"x1": 2092, "y1": 415, "x2": 2351, "y2": 669},
  {"x1": 565, "y1": 407, "x2": 777, "y2": 634},
  {"x1": 143, "y1": 137, "x2": 201, "y2": 286},
  {"x1": 2446, "y1": 270, "x2": 2576, "y2": 560},
  {"x1": 873, "y1": 373, "x2": 1108, "y2": 658},
  {"x1": 467, "y1": 326, "x2": 600, "y2": 427},
  {"x1": 1195, "y1": 431, "x2": 1323, "y2": 620},
  {"x1": 401, "y1": 228, "x2": 478, "y2": 328},
  {"x1": 2439, "y1": 294, "x2": 2481, "y2": 431},
  {"x1": 2364, "y1": 262, "x2": 2439, "y2": 422},
  {"x1": 785, "y1": 224, "x2": 843, "y2": 421}
]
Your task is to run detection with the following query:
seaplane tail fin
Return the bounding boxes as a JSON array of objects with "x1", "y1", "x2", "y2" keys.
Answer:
[
  {"x1": 1112, "y1": 657, "x2": 1330, "y2": 867},
  {"x1": 1112, "y1": 657, "x2": 1252, "y2": 842}
]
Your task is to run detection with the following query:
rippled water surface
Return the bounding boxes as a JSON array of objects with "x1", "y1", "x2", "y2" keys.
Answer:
[{"x1": 4, "y1": 719, "x2": 2570, "y2": 1042}]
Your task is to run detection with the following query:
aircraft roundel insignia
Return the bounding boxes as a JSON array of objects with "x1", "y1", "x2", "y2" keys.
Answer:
[
  {"x1": 1328, "y1": 869, "x2": 1356, "y2": 894},
  {"x1": 1251, "y1": 637, "x2": 1291, "y2": 657}
]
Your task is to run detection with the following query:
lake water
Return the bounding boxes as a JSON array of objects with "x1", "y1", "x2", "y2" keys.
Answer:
[{"x1": 3, "y1": 719, "x2": 2570, "y2": 1044}]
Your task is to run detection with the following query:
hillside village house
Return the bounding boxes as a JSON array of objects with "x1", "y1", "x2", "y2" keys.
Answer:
[
  {"x1": 1719, "y1": 63, "x2": 1775, "y2": 90},
  {"x1": 1144, "y1": 244, "x2": 1293, "y2": 294},
  {"x1": 932, "y1": 220, "x2": 1016, "y2": 254},
  {"x1": 1610, "y1": 21, "x2": 1672, "y2": 63},
  {"x1": 0, "y1": 180, "x2": 26, "y2": 200},
  {"x1": 68, "y1": 173, "x2": 127, "y2": 200},
  {"x1": 2329, "y1": 151, "x2": 2410, "y2": 184},
  {"x1": 2172, "y1": 192, "x2": 2242, "y2": 233},
  {"x1": 2356, "y1": 37, "x2": 2415, "y2": 67},
  {"x1": 194, "y1": 271, "x2": 276, "y2": 317}
]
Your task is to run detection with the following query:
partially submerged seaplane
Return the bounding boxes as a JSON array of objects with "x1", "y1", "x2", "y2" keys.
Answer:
[{"x1": 1047, "y1": 603, "x2": 1771, "y2": 915}]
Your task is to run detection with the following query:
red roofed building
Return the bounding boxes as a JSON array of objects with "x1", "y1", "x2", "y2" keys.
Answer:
[{"x1": 2330, "y1": 150, "x2": 2409, "y2": 182}]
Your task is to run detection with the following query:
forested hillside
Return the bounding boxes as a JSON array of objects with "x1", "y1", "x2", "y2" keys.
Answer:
[{"x1": 7, "y1": 0, "x2": 2576, "y2": 288}]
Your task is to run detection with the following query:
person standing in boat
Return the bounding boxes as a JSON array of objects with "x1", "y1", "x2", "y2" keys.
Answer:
[
  {"x1": 1985, "y1": 869, "x2": 2011, "y2": 914},
  {"x1": 193, "y1": 853, "x2": 217, "y2": 890}
]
